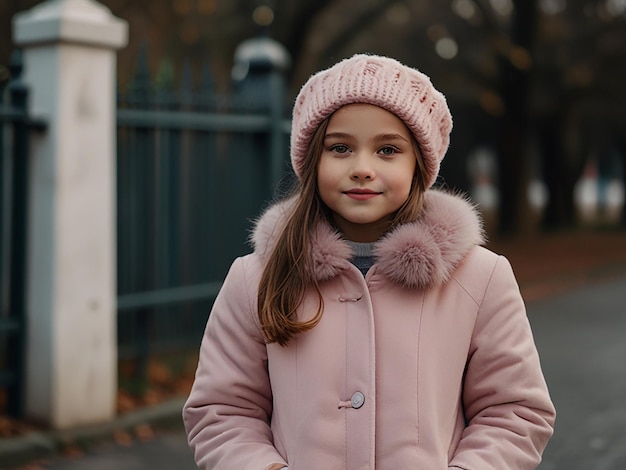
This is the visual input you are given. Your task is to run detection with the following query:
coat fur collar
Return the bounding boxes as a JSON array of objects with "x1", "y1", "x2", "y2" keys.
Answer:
[{"x1": 251, "y1": 190, "x2": 485, "y2": 288}]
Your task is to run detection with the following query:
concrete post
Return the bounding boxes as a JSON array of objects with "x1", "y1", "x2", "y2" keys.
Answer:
[
  {"x1": 232, "y1": 36, "x2": 291, "y2": 189},
  {"x1": 12, "y1": 0, "x2": 128, "y2": 429}
]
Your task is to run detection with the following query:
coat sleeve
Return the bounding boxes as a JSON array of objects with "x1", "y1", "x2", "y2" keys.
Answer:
[
  {"x1": 449, "y1": 255, "x2": 556, "y2": 470},
  {"x1": 182, "y1": 256, "x2": 287, "y2": 470}
]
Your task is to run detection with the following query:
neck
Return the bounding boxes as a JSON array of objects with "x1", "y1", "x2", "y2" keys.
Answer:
[
  {"x1": 346, "y1": 240, "x2": 376, "y2": 256},
  {"x1": 330, "y1": 213, "x2": 392, "y2": 242},
  {"x1": 346, "y1": 240, "x2": 376, "y2": 276}
]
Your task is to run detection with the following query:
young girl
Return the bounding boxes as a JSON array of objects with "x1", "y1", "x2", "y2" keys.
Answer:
[{"x1": 183, "y1": 54, "x2": 555, "y2": 470}]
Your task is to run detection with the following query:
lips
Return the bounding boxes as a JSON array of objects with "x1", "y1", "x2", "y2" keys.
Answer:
[{"x1": 343, "y1": 188, "x2": 382, "y2": 200}]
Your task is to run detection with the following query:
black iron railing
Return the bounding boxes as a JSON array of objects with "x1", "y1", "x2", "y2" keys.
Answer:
[
  {"x1": 116, "y1": 45, "x2": 292, "y2": 384},
  {"x1": 0, "y1": 50, "x2": 47, "y2": 417}
]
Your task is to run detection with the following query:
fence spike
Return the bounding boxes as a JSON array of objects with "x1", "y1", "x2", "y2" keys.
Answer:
[
  {"x1": 154, "y1": 57, "x2": 175, "y2": 92},
  {"x1": 8, "y1": 49, "x2": 24, "y2": 82},
  {"x1": 180, "y1": 58, "x2": 193, "y2": 106},
  {"x1": 128, "y1": 40, "x2": 152, "y2": 106},
  {"x1": 199, "y1": 60, "x2": 216, "y2": 109},
  {"x1": 0, "y1": 64, "x2": 9, "y2": 96},
  {"x1": 154, "y1": 58, "x2": 175, "y2": 108},
  {"x1": 8, "y1": 50, "x2": 28, "y2": 109}
]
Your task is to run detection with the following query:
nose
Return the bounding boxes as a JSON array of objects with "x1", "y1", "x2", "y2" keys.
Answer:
[{"x1": 350, "y1": 154, "x2": 375, "y2": 180}]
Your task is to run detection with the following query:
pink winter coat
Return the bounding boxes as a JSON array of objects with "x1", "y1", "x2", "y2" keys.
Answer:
[{"x1": 183, "y1": 190, "x2": 555, "y2": 470}]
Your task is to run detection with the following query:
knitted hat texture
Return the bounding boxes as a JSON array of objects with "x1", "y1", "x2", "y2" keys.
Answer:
[{"x1": 290, "y1": 54, "x2": 453, "y2": 189}]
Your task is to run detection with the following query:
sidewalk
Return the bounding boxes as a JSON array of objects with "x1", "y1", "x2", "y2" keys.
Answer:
[
  {"x1": 531, "y1": 275, "x2": 626, "y2": 469},
  {"x1": 2, "y1": 228, "x2": 626, "y2": 469},
  {"x1": 0, "y1": 399, "x2": 188, "y2": 470}
]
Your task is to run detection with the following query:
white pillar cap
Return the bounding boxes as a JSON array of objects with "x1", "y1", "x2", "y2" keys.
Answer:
[{"x1": 13, "y1": 0, "x2": 128, "y2": 50}]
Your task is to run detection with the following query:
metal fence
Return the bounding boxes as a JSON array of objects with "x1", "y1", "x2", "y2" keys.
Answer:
[
  {"x1": 116, "y1": 45, "x2": 292, "y2": 380},
  {"x1": 0, "y1": 51, "x2": 46, "y2": 417}
]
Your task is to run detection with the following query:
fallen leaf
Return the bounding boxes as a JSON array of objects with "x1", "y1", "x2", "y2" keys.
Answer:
[
  {"x1": 113, "y1": 428, "x2": 134, "y2": 446},
  {"x1": 135, "y1": 423, "x2": 154, "y2": 441}
]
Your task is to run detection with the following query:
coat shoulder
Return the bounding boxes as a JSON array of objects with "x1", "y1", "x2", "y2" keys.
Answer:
[{"x1": 450, "y1": 246, "x2": 514, "y2": 306}]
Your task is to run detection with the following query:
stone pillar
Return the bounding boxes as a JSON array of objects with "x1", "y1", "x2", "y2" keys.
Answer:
[
  {"x1": 232, "y1": 36, "x2": 291, "y2": 188},
  {"x1": 12, "y1": 0, "x2": 128, "y2": 429}
]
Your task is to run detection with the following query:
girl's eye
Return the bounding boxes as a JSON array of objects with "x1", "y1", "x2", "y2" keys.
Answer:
[
  {"x1": 330, "y1": 144, "x2": 350, "y2": 154},
  {"x1": 379, "y1": 146, "x2": 399, "y2": 156}
]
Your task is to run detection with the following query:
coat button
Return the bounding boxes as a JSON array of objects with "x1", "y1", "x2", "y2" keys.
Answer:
[{"x1": 351, "y1": 391, "x2": 365, "y2": 409}]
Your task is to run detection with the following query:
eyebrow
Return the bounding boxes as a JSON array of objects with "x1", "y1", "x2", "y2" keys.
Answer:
[{"x1": 324, "y1": 132, "x2": 410, "y2": 143}]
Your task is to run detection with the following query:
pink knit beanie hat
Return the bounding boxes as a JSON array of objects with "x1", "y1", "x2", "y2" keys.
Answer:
[{"x1": 291, "y1": 54, "x2": 452, "y2": 189}]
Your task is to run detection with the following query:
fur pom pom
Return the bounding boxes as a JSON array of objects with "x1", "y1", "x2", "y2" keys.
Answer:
[
  {"x1": 374, "y1": 191, "x2": 484, "y2": 287},
  {"x1": 374, "y1": 224, "x2": 444, "y2": 287},
  {"x1": 310, "y1": 224, "x2": 353, "y2": 281},
  {"x1": 250, "y1": 199, "x2": 294, "y2": 259}
]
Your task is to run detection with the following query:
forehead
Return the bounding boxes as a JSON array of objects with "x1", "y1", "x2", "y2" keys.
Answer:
[{"x1": 327, "y1": 103, "x2": 411, "y2": 137}]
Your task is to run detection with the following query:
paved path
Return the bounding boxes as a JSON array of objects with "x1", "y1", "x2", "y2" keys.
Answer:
[
  {"x1": 533, "y1": 276, "x2": 626, "y2": 470},
  {"x1": 16, "y1": 276, "x2": 626, "y2": 469},
  {"x1": 42, "y1": 430, "x2": 195, "y2": 470}
]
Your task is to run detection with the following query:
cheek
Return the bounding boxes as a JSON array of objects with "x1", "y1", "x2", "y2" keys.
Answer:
[
  {"x1": 387, "y1": 168, "x2": 415, "y2": 196},
  {"x1": 398, "y1": 161, "x2": 417, "y2": 196},
  {"x1": 388, "y1": 172, "x2": 415, "y2": 207},
  {"x1": 317, "y1": 159, "x2": 340, "y2": 187},
  {"x1": 316, "y1": 163, "x2": 336, "y2": 202}
]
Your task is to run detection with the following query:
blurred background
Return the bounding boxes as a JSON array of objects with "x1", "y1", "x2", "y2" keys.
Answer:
[
  {"x1": 1, "y1": 0, "x2": 625, "y2": 467},
  {"x1": 4, "y1": 0, "x2": 626, "y2": 233}
]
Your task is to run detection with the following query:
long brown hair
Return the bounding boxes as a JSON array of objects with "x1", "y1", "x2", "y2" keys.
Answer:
[{"x1": 258, "y1": 117, "x2": 429, "y2": 346}]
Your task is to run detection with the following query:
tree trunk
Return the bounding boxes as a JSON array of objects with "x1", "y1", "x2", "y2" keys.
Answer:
[
  {"x1": 539, "y1": 120, "x2": 579, "y2": 229},
  {"x1": 496, "y1": 0, "x2": 537, "y2": 235}
]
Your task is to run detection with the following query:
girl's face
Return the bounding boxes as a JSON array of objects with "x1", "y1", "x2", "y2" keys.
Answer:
[{"x1": 317, "y1": 103, "x2": 417, "y2": 242}]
